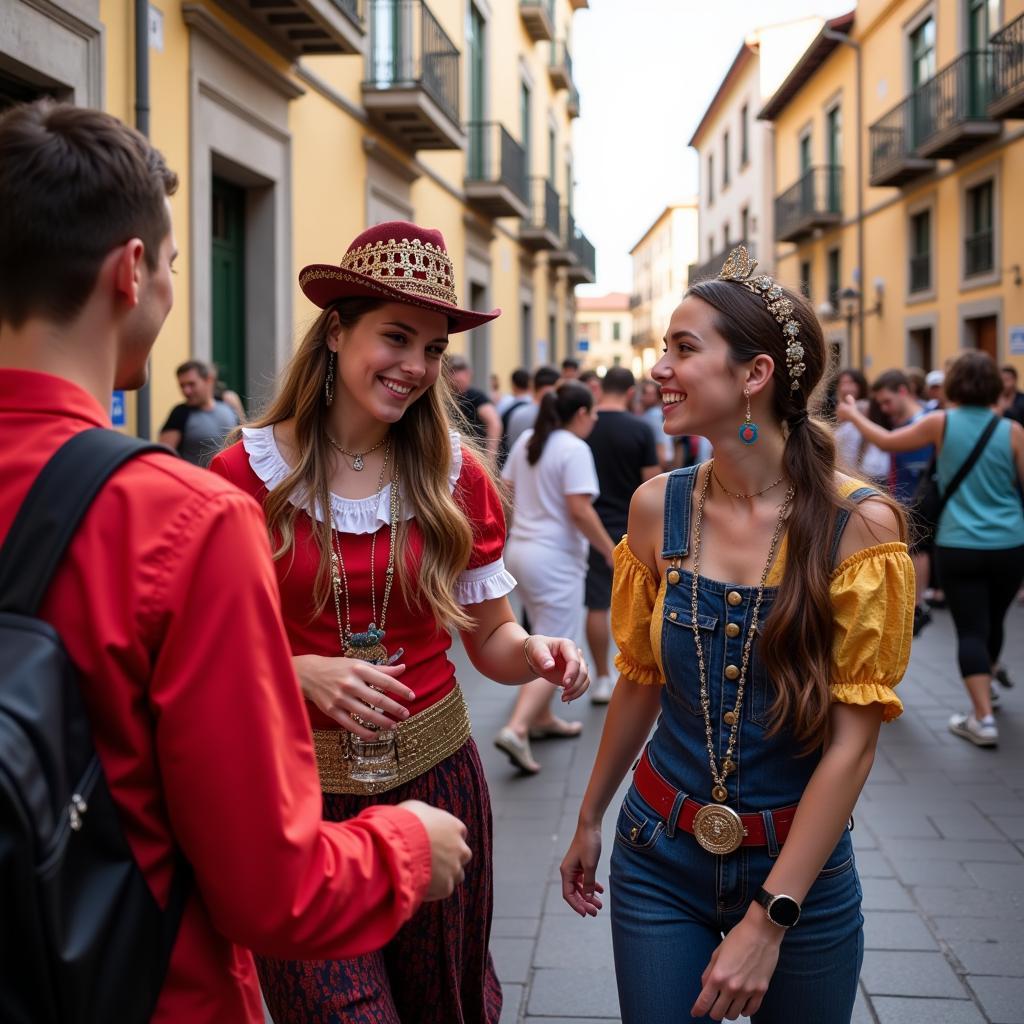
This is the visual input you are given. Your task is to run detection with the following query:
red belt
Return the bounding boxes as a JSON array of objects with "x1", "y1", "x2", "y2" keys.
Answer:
[{"x1": 634, "y1": 748, "x2": 797, "y2": 848}]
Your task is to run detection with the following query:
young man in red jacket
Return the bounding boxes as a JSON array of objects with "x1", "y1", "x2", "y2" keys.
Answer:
[{"x1": 0, "y1": 101, "x2": 471, "y2": 1023}]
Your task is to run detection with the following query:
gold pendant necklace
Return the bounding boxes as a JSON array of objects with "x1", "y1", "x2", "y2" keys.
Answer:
[
  {"x1": 685, "y1": 460, "x2": 793, "y2": 853},
  {"x1": 329, "y1": 441, "x2": 399, "y2": 666},
  {"x1": 325, "y1": 431, "x2": 388, "y2": 472},
  {"x1": 711, "y1": 466, "x2": 785, "y2": 500}
]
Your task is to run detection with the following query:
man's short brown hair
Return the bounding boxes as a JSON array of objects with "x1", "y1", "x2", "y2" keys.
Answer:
[
  {"x1": 0, "y1": 101, "x2": 178, "y2": 328},
  {"x1": 176, "y1": 360, "x2": 212, "y2": 379},
  {"x1": 945, "y1": 351, "x2": 1002, "y2": 407}
]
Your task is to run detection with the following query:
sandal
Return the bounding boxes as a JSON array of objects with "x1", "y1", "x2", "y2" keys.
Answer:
[
  {"x1": 494, "y1": 728, "x2": 541, "y2": 774},
  {"x1": 529, "y1": 718, "x2": 584, "y2": 740}
]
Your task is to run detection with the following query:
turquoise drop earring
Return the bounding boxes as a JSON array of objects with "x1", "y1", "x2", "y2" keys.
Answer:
[{"x1": 738, "y1": 387, "x2": 759, "y2": 445}]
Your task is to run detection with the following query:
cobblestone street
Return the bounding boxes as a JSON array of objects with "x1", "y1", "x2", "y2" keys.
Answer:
[{"x1": 462, "y1": 600, "x2": 1024, "y2": 1024}]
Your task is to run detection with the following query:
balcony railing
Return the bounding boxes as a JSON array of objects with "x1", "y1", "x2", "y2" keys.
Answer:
[
  {"x1": 774, "y1": 166, "x2": 842, "y2": 243},
  {"x1": 464, "y1": 122, "x2": 528, "y2": 219},
  {"x1": 869, "y1": 96, "x2": 938, "y2": 187},
  {"x1": 549, "y1": 41, "x2": 573, "y2": 91},
  {"x1": 362, "y1": 0, "x2": 463, "y2": 151},
  {"x1": 990, "y1": 13, "x2": 1024, "y2": 119},
  {"x1": 568, "y1": 85, "x2": 580, "y2": 119},
  {"x1": 550, "y1": 206, "x2": 577, "y2": 267},
  {"x1": 519, "y1": 0, "x2": 554, "y2": 42},
  {"x1": 964, "y1": 230, "x2": 994, "y2": 278},
  {"x1": 519, "y1": 177, "x2": 561, "y2": 250},
  {"x1": 909, "y1": 252, "x2": 931, "y2": 294},
  {"x1": 688, "y1": 240, "x2": 756, "y2": 285},
  {"x1": 913, "y1": 50, "x2": 1000, "y2": 159},
  {"x1": 567, "y1": 228, "x2": 596, "y2": 284},
  {"x1": 211, "y1": 0, "x2": 365, "y2": 54}
]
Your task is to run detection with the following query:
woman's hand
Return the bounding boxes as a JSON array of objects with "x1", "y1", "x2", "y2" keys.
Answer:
[
  {"x1": 292, "y1": 654, "x2": 415, "y2": 740},
  {"x1": 690, "y1": 906, "x2": 784, "y2": 1020},
  {"x1": 559, "y1": 820, "x2": 605, "y2": 917},
  {"x1": 526, "y1": 635, "x2": 590, "y2": 701}
]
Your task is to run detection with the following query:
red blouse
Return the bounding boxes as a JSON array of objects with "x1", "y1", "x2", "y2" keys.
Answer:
[{"x1": 211, "y1": 427, "x2": 512, "y2": 723}]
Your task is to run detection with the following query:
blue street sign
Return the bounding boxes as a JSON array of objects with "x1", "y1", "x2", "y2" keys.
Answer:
[
  {"x1": 578, "y1": 339, "x2": 590, "y2": 352},
  {"x1": 110, "y1": 391, "x2": 126, "y2": 427}
]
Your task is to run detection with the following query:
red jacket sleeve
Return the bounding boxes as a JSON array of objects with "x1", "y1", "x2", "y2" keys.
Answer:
[{"x1": 145, "y1": 489, "x2": 431, "y2": 958}]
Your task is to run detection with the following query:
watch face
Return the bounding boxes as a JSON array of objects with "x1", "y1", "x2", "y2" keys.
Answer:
[{"x1": 769, "y1": 895, "x2": 801, "y2": 928}]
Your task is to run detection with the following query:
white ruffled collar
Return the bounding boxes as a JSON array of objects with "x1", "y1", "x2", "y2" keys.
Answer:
[{"x1": 241, "y1": 424, "x2": 463, "y2": 535}]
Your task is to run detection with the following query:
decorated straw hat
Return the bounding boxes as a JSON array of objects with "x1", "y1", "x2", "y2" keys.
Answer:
[{"x1": 299, "y1": 221, "x2": 500, "y2": 334}]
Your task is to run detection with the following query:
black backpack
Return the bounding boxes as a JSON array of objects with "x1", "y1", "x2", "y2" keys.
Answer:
[{"x1": 0, "y1": 429, "x2": 190, "y2": 1024}]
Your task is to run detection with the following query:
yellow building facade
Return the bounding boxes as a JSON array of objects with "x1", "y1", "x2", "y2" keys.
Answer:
[
  {"x1": 761, "y1": 0, "x2": 1024, "y2": 379},
  {"x1": 1, "y1": 0, "x2": 595, "y2": 433}
]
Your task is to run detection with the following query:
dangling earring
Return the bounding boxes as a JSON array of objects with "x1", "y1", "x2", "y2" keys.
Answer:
[
  {"x1": 738, "y1": 386, "x2": 759, "y2": 445},
  {"x1": 324, "y1": 350, "x2": 336, "y2": 406}
]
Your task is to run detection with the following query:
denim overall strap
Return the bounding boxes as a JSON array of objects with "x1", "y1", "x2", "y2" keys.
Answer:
[
  {"x1": 661, "y1": 465, "x2": 700, "y2": 560},
  {"x1": 829, "y1": 486, "x2": 881, "y2": 568}
]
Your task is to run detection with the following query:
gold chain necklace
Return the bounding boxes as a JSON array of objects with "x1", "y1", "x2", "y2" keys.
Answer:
[
  {"x1": 689, "y1": 461, "x2": 793, "y2": 804},
  {"x1": 710, "y1": 466, "x2": 785, "y2": 500},
  {"x1": 329, "y1": 441, "x2": 399, "y2": 665},
  {"x1": 325, "y1": 431, "x2": 388, "y2": 472}
]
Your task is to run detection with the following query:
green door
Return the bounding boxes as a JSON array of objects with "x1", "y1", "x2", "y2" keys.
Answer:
[{"x1": 211, "y1": 177, "x2": 246, "y2": 408}]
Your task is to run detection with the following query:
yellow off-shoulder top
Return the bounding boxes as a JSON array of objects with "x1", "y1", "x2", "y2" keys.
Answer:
[{"x1": 611, "y1": 487, "x2": 915, "y2": 722}]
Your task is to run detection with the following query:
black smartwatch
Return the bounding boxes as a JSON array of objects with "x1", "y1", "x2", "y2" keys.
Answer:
[{"x1": 754, "y1": 887, "x2": 801, "y2": 928}]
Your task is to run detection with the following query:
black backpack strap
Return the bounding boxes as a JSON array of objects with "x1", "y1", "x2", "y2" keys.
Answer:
[
  {"x1": 0, "y1": 429, "x2": 170, "y2": 615},
  {"x1": 937, "y1": 414, "x2": 1001, "y2": 519}
]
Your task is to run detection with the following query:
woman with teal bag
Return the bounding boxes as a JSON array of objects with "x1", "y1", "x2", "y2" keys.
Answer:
[{"x1": 838, "y1": 350, "x2": 1024, "y2": 748}]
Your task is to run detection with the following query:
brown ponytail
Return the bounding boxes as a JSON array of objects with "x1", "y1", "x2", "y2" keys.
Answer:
[
  {"x1": 687, "y1": 279, "x2": 906, "y2": 749},
  {"x1": 525, "y1": 381, "x2": 593, "y2": 465}
]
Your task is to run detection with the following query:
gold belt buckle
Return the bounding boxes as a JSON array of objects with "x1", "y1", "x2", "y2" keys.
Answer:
[{"x1": 692, "y1": 803, "x2": 747, "y2": 855}]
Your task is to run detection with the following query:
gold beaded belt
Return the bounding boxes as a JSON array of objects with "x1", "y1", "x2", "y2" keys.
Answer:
[{"x1": 312, "y1": 684, "x2": 472, "y2": 796}]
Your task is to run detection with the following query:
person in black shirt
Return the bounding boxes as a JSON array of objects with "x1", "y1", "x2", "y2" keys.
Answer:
[
  {"x1": 584, "y1": 367, "x2": 661, "y2": 703},
  {"x1": 1000, "y1": 364, "x2": 1024, "y2": 425},
  {"x1": 447, "y1": 355, "x2": 501, "y2": 464}
]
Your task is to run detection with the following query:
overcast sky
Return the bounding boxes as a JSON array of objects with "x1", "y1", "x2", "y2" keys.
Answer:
[{"x1": 571, "y1": 0, "x2": 854, "y2": 295}]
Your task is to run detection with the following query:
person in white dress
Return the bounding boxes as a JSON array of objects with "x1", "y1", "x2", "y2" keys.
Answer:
[{"x1": 495, "y1": 382, "x2": 616, "y2": 773}]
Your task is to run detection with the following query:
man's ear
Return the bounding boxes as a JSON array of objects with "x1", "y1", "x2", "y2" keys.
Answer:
[{"x1": 111, "y1": 239, "x2": 146, "y2": 308}]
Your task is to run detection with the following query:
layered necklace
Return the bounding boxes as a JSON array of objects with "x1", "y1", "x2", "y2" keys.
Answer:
[
  {"x1": 329, "y1": 439, "x2": 399, "y2": 665},
  {"x1": 325, "y1": 431, "x2": 388, "y2": 472},
  {"x1": 687, "y1": 460, "x2": 793, "y2": 850}
]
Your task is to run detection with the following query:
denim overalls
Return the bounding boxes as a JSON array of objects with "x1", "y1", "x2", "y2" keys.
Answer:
[{"x1": 609, "y1": 466, "x2": 876, "y2": 1024}]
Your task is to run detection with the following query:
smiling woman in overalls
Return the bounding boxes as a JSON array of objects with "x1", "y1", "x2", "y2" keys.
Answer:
[{"x1": 559, "y1": 247, "x2": 914, "y2": 1023}]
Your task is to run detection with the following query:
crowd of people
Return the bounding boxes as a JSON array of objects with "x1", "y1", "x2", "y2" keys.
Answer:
[{"x1": 0, "y1": 100, "x2": 1020, "y2": 1024}]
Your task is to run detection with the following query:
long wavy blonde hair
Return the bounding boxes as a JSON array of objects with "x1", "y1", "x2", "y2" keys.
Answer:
[{"x1": 250, "y1": 297, "x2": 480, "y2": 633}]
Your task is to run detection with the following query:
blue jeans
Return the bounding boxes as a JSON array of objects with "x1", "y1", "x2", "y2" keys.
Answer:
[{"x1": 609, "y1": 784, "x2": 864, "y2": 1024}]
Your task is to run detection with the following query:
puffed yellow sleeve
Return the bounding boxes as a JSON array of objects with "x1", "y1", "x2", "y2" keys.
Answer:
[
  {"x1": 830, "y1": 542, "x2": 914, "y2": 721},
  {"x1": 611, "y1": 538, "x2": 664, "y2": 686}
]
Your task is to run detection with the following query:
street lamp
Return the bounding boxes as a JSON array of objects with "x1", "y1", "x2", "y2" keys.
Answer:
[{"x1": 839, "y1": 287, "x2": 860, "y2": 368}]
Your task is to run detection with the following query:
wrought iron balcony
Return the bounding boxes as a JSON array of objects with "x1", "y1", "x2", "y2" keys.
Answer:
[
  {"x1": 869, "y1": 96, "x2": 938, "y2": 187},
  {"x1": 219, "y1": 0, "x2": 365, "y2": 55},
  {"x1": 990, "y1": 13, "x2": 1024, "y2": 119},
  {"x1": 362, "y1": 0, "x2": 463, "y2": 151},
  {"x1": 549, "y1": 42, "x2": 573, "y2": 91},
  {"x1": 519, "y1": 0, "x2": 554, "y2": 42},
  {"x1": 519, "y1": 177, "x2": 561, "y2": 251},
  {"x1": 774, "y1": 167, "x2": 842, "y2": 244},
  {"x1": 913, "y1": 50, "x2": 1000, "y2": 159},
  {"x1": 567, "y1": 228, "x2": 596, "y2": 284},
  {"x1": 965, "y1": 230, "x2": 995, "y2": 278},
  {"x1": 464, "y1": 122, "x2": 528, "y2": 219},
  {"x1": 550, "y1": 206, "x2": 577, "y2": 267},
  {"x1": 688, "y1": 240, "x2": 756, "y2": 285},
  {"x1": 568, "y1": 85, "x2": 580, "y2": 119}
]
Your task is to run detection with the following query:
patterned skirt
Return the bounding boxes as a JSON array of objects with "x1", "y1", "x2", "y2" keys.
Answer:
[{"x1": 256, "y1": 739, "x2": 502, "y2": 1024}]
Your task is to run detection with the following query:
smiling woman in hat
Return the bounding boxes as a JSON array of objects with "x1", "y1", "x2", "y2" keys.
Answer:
[{"x1": 211, "y1": 221, "x2": 589, "y2": 1023}]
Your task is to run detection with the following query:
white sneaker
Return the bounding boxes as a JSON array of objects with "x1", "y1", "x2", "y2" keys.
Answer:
[
  {"x1": 949, "y1": 712, "x2": 998, "y2": 748},
  {"x1": 590, "y1": 676, "x2": 614, "y2": 705}
]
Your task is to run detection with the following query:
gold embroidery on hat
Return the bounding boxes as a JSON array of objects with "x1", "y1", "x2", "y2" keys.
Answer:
[
  {"x1": 325, "y1": 237, "x2": 458, "y2": 307},
  {"x1": 718, "y1": 245, "x2": 805, "y2": 392}
]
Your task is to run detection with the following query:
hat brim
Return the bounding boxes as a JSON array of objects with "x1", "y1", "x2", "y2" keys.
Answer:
[{"x1": 299, "y1": 264, "x2": 500, "y2": 334}]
